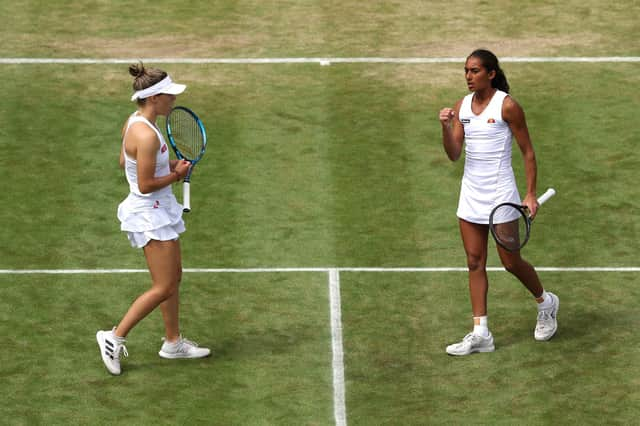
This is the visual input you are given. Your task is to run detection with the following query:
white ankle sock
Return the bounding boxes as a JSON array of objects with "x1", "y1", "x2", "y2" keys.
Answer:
[
  {"x1": 473, "y1": 316, "x2": 489, "y2": 337},
  {"x1": 537, "y1": 291, "x2": 553, "y2": 310},
  {"x1": 110, "y1": 328, "x2": 126, "y2": 342}
]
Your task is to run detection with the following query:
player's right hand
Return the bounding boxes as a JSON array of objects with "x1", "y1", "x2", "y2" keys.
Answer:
[
  {"x1": 439, "y1": 108, "x2": 455, "y2": 126},
  {"x1": 174, "y1": 159, "x2": 192, "y2": 179}
]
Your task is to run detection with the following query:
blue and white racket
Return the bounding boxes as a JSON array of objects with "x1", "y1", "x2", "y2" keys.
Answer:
[{"x1": 166, "y1": 106, "x2": 207, "y2": 212}]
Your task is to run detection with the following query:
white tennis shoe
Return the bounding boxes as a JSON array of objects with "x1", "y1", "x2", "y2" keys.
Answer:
[
  {"x1": 96, "y1": 328, "x2": 128, "y2": 375},
  {"x1": 446, "y1": 332, "x2": 495, "y2": 356},
  {"x1": 535, "y1": 292, "x2": 560, "y2": 341},
  {"x1": 158, "y1": 336, "x2": 211, "y2": 359}
]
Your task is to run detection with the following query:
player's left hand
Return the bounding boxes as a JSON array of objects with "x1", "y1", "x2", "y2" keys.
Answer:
[{"x1": 523, "y1": 194, "x2": 539, "y2": 218}]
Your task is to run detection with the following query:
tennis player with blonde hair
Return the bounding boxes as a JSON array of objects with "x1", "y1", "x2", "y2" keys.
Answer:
[
  {"x1": 96, "y1": 63, "x2": 210, "y2": 375},
  {"x1": 439, "y1": 49, "x2": 559, "y2": 356}
]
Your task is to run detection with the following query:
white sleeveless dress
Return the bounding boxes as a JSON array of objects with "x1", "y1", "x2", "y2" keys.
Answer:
[
  {"x1": 456, "y1": 90, "x2": 521, "y2": 224},
  {"x1": 117, "y1": 113, "x2": 185, "y2": 248}
]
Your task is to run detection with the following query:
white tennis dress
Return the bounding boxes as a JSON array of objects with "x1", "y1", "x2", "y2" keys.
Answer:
[
  {"x1": 456, "y1": 90, "x2": 521, "y2": 224},
  {"x1": 117, "y1": 113, "x2": 185, "y2": 248}
]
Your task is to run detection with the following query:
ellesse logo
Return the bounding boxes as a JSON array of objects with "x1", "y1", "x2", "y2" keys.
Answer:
[
  {"x1": 161, "y1": 144, "x2": 168, "y2": 153},
  {"x1": 487, "y1": 118, "x2": 496, "y2": 124}
]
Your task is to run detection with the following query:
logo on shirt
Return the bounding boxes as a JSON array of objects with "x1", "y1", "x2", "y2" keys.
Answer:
[
  {"x1": 487, "y1": 118, "x2": 496, "y2": 123},
  {"x1": 153, "y1": 200, "x2": 160, "y2": 209},
  {"x1": 161, "y1": 144, "x2": 168, "y2": 153},
  {"x1": 460, "y1": 118, "x2": 471, "y2": 124}
]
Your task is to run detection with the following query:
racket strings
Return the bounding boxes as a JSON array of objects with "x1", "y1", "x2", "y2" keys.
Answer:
[
  {"x1": 168, "y1": 110, "x2": 204, "y2": 160},
  {"x1": 491, "y1": 205, "x2": 528, "y2": 251}
]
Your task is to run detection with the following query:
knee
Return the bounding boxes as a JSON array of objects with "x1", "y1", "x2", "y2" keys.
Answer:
[
  {"x1": 152, "y1": 281, "x2": 179, "y2": 300},
  {"x1": 466, "y1": 253, "x2": 486, "y2": 272}
]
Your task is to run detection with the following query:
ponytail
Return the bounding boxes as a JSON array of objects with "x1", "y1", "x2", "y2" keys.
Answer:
[{"x1": 468, "y1": 49, "x2": 510, "y2": 93}]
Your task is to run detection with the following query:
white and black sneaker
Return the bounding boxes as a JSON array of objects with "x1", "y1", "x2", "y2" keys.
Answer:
[
  {"x1": 158, "y1": 336, "x2": 211, "y2": 359},
  {"x1": 96, "y1": 328, "x2": 128, "y2": 375},
  {"x1": 535, "y1": 292, "x2": 560, "y2": 341}
]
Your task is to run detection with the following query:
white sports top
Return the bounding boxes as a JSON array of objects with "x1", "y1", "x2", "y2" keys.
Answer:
[
  {"x1": 456, "y1": 90, "x2": 520, "y2": 223},
  {"x1": 122, "y1": 113, "x2": 172, "y2": 198}
]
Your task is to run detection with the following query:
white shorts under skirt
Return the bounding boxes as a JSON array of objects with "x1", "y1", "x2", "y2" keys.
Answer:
[
  {"x1": 118, "y1": 193, "x2": 186, "y2": 249},
  {"x1": 125, "y1": 222, "x2": 185, "y2": 249}
]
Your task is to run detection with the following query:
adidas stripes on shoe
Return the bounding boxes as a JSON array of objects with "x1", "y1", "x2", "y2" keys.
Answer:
[{"x1": 96, "y1": 328, "x2": 128, "y2": 375}]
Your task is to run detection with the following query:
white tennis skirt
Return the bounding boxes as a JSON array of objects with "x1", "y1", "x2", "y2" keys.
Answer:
[
  {"x1": 117, "y1": 193, "x2": 186, "y2": 248},
  {"x1": 456, "y1": 176, "x2": 520, "y2": 225}
]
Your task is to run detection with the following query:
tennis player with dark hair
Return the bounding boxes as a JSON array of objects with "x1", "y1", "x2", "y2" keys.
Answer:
[
  {"x1": 96, "y1": 63, "x2": 210, "y2": 375},
  {"x1": 438, "y1": 49, "x2": 559, "y2": 356}
]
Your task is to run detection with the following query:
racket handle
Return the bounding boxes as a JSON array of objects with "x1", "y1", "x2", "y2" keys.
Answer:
[
  {"x1": 537, "y1": 188, "x2": 556, "y2": 206},
  {"x1": 183, "y1": 181, "x2": 191, "y2": 212}
]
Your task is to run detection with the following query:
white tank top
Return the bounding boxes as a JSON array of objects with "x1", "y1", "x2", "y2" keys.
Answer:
[
  {"x1": 458, "y1": 90, "x2": 514, "y2": 195},
  {"x1": 122, "y1": 113, "x2": 172, "y2": 198}
]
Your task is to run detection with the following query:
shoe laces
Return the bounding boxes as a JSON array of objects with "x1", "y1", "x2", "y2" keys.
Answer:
[
  {"x1": 177, "y1": 337, "x2": 200, "y2": 352},
  {"x1": 109, "y1": 328, "x2": 128, "y2": 358},
  {"x1": 162, "y1": 336, "x2": 200, "y2": 353},
  {"x1": 462, "y1": 333, "x2": 478, "y2": 344},
  {"x1": 537, "y1": 305, "x2": 556, "y2": 321},
  {"x1": 118, "y1": 344, "x2": 129, "y2": 358}
]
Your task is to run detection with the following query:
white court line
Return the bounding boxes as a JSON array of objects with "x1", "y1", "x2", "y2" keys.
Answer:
[
  {"x1": 1, "y1": 267, "x2": 639, "y2": 274},
  {"x1": 1, "y1": 57, "x2": 639, "y2": 64},
  {"x1": 328, "y1": 269, "x2": 347, "y2": 426}
]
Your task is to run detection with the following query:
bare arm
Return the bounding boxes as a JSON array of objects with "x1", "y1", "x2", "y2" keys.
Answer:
[
  {"x1": 503, "y1": 96, "x2": 538, "y2": 217},
  {"x1": 125, "y1": 123, "x2": 189, "y2": 194},
  {"x1": 439, "y1": 98, "x2": 464, "y2": 161},
  {"x1": 119, "y1": 121, "x2": 127, "y2": 169}
]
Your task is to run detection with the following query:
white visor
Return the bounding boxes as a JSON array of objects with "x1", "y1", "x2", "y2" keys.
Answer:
[{"x1": 130, "y1": 76, "x2": 186, "y2": 101}]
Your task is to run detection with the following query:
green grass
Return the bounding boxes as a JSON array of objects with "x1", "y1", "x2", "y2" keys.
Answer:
[
  {"x1": 1, "y1": 1, "x2": 640, "y2": 425},
  {"x1": 1, "y1": 63, "x2": 638, "y2": 269},
  {"x1": 341, "y1": 271, "x2": 640, "y2": 425},
  {"x1": 0, "y1": 273, "x2": 334, "y2": 425},
  {"x1": 1, "y1": 1, "x2": 639, "y2": 57}
]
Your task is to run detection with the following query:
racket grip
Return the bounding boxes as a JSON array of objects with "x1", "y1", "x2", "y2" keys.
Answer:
[
  {"x1": 537, "y1": 188, "x2": 556, "y2": 205},
  {"x1": 183, "y1": 181, "x2": 191, "y2": 212}
]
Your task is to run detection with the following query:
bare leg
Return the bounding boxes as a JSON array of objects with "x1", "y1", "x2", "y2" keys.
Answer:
[
  {"x1": 459, "y1": 219, "x2": 490, "y2": 317},
  {"x1": 497, "y1": 245, "x2": 544, "y2": 298},
  {"x1": 114, "y1": 239, "x2": 182, "y2": 338},
  {"x1": 159, "y1": 241, "x2": 182, "y2": 342}
]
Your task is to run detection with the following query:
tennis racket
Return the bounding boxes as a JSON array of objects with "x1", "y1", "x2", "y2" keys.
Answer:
[
  {"x1": 166, "y1": 106, "x2": 207, "y2": 212},
  {"x1": 489, "y1": 188, "x2": 556, "y2": 252}
]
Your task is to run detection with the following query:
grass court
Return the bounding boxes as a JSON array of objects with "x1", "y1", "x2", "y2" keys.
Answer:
[{"x1": 1, "y1": 1, "x2": 639, "y2": 424}]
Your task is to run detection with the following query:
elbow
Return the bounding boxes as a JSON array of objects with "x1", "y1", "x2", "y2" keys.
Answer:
[
  {"x1": 138, "y1": 183, "x2": 153, "y2": 194},
  {"x1": 445, "y1": 149, "x2": 461, "y2": 162},
  {"x1": 447, "y1": 153, "x2": 460, "y2": 162}
]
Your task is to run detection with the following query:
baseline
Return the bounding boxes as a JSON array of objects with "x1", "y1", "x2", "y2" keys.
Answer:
[
  {"x1": 1, "y1": 267, "x2": 639, "y2": 274},
  {"x1": 1, "y1": 57, "x2": 639, "y2": 65}
]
